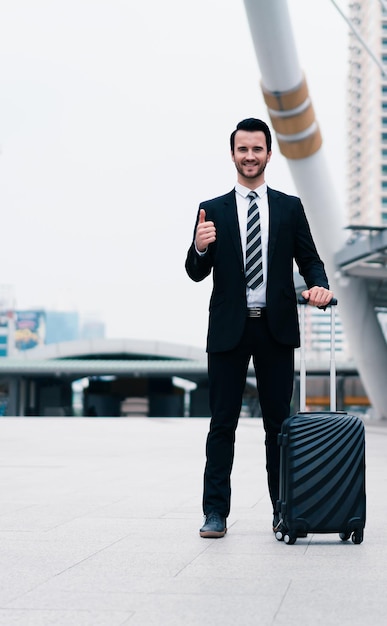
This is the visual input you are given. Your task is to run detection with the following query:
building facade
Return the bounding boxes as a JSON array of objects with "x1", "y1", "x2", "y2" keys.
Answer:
[{"x1": 347, "y1": 0, "x2": 387, "y2": 226}]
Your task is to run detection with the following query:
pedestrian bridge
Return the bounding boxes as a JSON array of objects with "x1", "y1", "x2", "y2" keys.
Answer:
[{"x1": 0, "y1": 336, "x2": 368, "y2": 418}]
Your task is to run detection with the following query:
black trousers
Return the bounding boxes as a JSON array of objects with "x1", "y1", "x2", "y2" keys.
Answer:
[{"x1": 203, "y1": 313, "x2": 294, "y2": 517}]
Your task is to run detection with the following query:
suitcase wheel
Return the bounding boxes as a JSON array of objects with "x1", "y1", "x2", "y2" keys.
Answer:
[
  {"x1": 339, "y1": 531, "x2": 351, "y2": 542},
  {"x1": 339, "y1": 529, "x2": 364, "y2": 544},
  {"x1": 274, "y1": 520, "x2": 286, "y2": 541},
  {"x1": 284, "y1": 533, "x2": 297, "y2": 545},
  {"x1": 352, "y1": 529, "x2": 364, "y2": 545}
]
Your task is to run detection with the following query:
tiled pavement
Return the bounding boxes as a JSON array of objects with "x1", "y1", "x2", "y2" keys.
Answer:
[{"x1": 0, "y1": 416, "x2": 386, "y2": 625}]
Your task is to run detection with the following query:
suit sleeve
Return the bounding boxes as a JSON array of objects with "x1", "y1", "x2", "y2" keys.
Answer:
[{"x1": 294, "y1": 203, "x2": 329, "y2": 289}]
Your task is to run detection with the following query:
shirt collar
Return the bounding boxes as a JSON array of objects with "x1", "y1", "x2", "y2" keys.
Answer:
[{"x1": 235, "y1": 181, "x2": 267, "y2": 199}]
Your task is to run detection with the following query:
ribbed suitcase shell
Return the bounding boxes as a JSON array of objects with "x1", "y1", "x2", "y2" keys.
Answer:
[{"x1": 277, "y1": 411, "x2": 366, "y2": 541}]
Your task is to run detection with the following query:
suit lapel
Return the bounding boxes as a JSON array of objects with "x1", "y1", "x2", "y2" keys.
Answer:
[{"x1": 223, "y1": 190, "x2": 244, "y2": 266}]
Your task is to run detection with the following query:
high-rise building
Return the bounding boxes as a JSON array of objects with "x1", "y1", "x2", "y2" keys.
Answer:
[
  {"x1": 45, "y1": 311, "x2": 79, "y2": 344},
  {"x1": 80, "y1": 319, "x2": 106, "y2": 340},
  {"x1": 347, "y1": 0, "x2": 387, "y2": 226},
  {"x1": 0, "y1": 286, "x2": 16, "y2": 357}
]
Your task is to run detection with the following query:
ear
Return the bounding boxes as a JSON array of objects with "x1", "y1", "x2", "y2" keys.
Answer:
[
  {"x1": 231, "y1": 150, "x2": 235, "y2": 163},
  {"x1": 267, "y1": 151, "x2": 272, "y2": 163}
]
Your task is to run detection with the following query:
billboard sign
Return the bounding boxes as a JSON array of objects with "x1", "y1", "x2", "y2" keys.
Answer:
[{"x1": 14, "y1": 310, "x2": 46, "y2": 351}]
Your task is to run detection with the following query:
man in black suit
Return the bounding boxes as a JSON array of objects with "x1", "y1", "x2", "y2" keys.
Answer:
[{"x1": 185, "y1": 118, "x2": 333, "y2": 538}]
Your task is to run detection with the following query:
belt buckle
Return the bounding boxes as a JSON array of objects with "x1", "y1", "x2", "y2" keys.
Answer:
[{"x1": 249, "y1": 308, "x2": 261, "y2": 318}]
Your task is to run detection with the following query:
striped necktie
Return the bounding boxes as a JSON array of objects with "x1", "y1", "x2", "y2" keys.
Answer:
[{"x1": 245, "y1": 191, "x2": 263, "y2": 289}]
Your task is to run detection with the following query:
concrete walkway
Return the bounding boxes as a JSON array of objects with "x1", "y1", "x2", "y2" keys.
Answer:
[{"x1": 0, "y1": 416, "x2": 386, "y2": 625}]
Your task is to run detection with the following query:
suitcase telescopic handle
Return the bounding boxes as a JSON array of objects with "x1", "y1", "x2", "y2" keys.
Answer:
[
  {"x1": 297, "y1": 296, "x2": 338, "y2": 306},
  {"x1": 297, "y1": 296, "x2": 338, "y2": 412}
]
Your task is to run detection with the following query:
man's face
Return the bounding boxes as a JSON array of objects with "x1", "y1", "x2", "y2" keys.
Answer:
[{"x1": 231, "y1": 130, "x2": 271, "y2": 185}]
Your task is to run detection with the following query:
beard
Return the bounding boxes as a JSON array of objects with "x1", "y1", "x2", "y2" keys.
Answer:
[{"x1": 235, "y1": 158, "x2": 268, "y2": 179}]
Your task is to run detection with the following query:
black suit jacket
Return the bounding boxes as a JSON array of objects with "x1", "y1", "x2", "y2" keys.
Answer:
[{"x1": 185, "y1": 187, "x2": 329, "y2": 352}]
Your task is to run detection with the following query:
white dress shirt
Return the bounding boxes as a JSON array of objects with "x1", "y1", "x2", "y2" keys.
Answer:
[{"x1": 235, "y1": 182, "x2": 269, "y2": 308}]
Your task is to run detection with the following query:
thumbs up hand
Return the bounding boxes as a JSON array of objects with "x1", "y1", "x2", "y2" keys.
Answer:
[{"x1": 195, "y1": 209, "x2": 216, "y2": 253}]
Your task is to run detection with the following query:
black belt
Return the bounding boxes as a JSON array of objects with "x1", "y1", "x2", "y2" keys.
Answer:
[{"x1": 247, "y1": 307, "x2": 266, "y2": 318}]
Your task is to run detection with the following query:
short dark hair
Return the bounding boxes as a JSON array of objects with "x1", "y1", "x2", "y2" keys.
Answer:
[{"x1": 230, "y1": 118, "x2": 272, "y2": 153}]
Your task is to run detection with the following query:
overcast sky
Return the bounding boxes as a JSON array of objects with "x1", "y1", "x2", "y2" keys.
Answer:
[{"x1": 0, "y1": 0, "x2": 349, "y2": 349}]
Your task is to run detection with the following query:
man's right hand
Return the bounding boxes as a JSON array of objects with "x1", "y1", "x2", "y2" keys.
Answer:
[{"x1": 195, "y1": 209, "x2": 216, "y2": 253}]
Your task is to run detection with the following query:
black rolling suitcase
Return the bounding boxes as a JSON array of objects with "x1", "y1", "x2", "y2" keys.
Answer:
[{"x1": 275, "y1": 298, "x2": 366, "y2": 545}]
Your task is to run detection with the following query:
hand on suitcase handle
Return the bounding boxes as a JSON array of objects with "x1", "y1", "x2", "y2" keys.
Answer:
[{"x1": 298, "y1": 295, "x2": 337, "y2": 306}]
